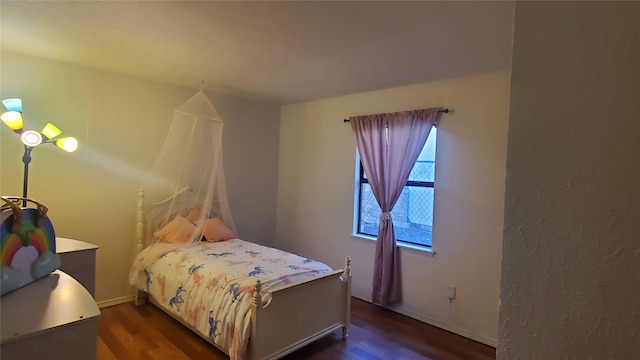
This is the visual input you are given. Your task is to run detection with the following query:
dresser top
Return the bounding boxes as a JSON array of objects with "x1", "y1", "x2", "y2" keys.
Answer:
[
  {"x1": 1, "y1": 270, "x2": 100, "y2": 344},
  {"x1": 56, "y1": 237, "x2": 99, "y2": 253}
]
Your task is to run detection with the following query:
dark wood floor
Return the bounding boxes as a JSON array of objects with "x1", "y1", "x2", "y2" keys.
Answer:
[{"x1": 98, "y1": 297, "x2": 496, "y2": 360}]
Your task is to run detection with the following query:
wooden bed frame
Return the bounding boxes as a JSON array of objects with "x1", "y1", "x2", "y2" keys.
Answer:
[{"x1": 133, "y1": 188, "x2": 352, "y2": 360}]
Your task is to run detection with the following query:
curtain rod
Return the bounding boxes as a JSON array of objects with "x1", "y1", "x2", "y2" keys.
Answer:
[{"x1": 343, "y1": 108, "x2": 449, "y2": 123}]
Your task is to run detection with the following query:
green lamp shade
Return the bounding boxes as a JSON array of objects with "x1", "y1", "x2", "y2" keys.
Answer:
[
  {"x1": 55, "y1": 137, "x2": 78, "y2": 152},
  {"x1": 41, "y1": 123, "x2": 62, "y2": 139},
  {"x1": 2, "y1": 98, "x2": 23, "y2": 112}
]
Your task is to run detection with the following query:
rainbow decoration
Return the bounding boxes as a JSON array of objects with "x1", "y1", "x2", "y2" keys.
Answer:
[{"x1": 1, "y1": 208, "x2": 56, "y2": 267}]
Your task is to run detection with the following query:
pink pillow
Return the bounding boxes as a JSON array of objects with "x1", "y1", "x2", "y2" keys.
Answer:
[
  {"x1": 154, "y1": 215, "x2": 201, "y2": 244},
  {"x1": 200, "y1": 218, "x2": 235, "y2": 242}
]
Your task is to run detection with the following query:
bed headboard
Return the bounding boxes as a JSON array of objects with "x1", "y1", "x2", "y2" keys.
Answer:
[{"x1": 135, "y1": 187, "x2": 221, "y2": 252}]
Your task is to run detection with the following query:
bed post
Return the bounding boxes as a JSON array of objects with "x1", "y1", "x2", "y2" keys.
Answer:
[
  {"x1": 253, "y1": 279, "x2": 262, "y2": 310},
  {"x1": 135, "y1": 188, "x2": 146, "y2": 305},
  {"x1": 342, "y1": 256, "x2": 352, "y2": 340},
  {"x1": 136, "y1": 188, "x2": 145, "y2": 254}
]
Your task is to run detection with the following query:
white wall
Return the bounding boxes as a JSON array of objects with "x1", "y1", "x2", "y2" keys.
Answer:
[
  {"x1": 277, "y1": 71, "x2": 510, "y2": 345},
  {"x1": 499, "y1": 2, "x2": 640, "y2": 358},
  {"x1": 0, "y1": 51, "x2": 280, "y2": 305}
]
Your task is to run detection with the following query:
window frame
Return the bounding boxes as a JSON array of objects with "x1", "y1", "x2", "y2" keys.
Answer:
[{"x1": 354, "y1": 134, "x2": 436, "y2": 249}]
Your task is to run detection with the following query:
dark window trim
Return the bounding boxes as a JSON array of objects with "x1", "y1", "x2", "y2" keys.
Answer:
[{"x1": 356, "y1": 163, "x2": 435, "y2": 247}]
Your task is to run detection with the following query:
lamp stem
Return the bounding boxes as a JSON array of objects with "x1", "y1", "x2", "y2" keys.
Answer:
[{"x1": 22, "y1": 146, "x2": 33, "y2": 207}]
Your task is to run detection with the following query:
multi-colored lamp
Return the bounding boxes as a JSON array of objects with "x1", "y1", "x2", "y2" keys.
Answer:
[{"x1": 1, "y1": 98, "x2": 78, "y2": 203}]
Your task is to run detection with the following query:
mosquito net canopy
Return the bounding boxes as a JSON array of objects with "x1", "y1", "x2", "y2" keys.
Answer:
[{"x1": 142, "y1": 90, "x2": 236, "y2": 243}]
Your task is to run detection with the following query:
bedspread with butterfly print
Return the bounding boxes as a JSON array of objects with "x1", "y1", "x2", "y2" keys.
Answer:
[{"x1": 129, "y1": 239, "x2": 333, "y2": 360}]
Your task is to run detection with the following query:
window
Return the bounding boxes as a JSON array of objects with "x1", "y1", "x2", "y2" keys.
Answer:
[{"x1": 355, "y1": 128, "x2": 437, "y2": 247}]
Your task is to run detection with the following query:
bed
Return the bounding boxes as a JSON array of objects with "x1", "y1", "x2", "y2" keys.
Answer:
[{"x1": 129, "y1": 188, "x2": 352, "y2": 360}]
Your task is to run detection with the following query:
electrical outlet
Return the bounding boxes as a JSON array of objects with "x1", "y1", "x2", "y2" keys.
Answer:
[{"x1": 446, "y1": 285, "x2": 456, "y2": 301}]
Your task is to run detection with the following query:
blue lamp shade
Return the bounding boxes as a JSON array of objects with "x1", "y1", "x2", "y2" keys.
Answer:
[{"x1": 2, "y1": 98, "x2": 23, "y2": 112}]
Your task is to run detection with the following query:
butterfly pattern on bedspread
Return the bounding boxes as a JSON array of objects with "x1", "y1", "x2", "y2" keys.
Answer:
[{"x1": 129, "y1": 239, "x2": 332, "y2": 360}]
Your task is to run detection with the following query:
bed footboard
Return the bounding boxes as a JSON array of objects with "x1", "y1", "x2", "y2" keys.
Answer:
[
  {"x1": 133, "y1": 257, "x2": 352, "y2": 360},
  {"x1": 248, "y1": 257, "x2": 352, "y2": 360}
]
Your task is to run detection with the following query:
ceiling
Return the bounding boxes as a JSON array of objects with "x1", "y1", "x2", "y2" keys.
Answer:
[{"x1": 0, "y1": 1, "x2": 514, "y2": 105}]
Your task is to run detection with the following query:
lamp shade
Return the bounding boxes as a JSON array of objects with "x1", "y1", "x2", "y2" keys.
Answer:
[
  {"x1": 1, "y1": 111, "x2": 23, "y2": 131},
  {"x1": 54, "y1": 137, "x2": 78, "y2": 152},
  {"x1": 1, "y1": 98, "x2": 24, "y2": 132},
  {"x1": 41, "y1": 123, "x2": 62, "y2": 139},
  {"x1": 2, "y1": 98, "x2": 23, "y2": 112}
]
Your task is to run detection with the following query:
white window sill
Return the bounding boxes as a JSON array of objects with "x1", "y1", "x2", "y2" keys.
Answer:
[{"x1": 350, "y1": 233, "x2": 436, "y2": 256}]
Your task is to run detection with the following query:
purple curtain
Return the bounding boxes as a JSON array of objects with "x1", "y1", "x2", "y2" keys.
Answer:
[{"x1": 350, "y1": 109, "x2": 441, "y2": 305}]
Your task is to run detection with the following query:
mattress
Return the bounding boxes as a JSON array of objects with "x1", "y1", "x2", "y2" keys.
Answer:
[{"x1": 129, "y1": 239, "x2": 332, "y2": 359}]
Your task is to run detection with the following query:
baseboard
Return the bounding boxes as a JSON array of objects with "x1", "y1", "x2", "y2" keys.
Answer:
[
  {"x1": 351, "y1": 291, "x2": 497, "y2": 347},
  {"x1": 98, "y1": 292, "x2": 497, "y2": 347},
  {"x1": 97, "y1": 295, "x2": 135, "y2": 308}
]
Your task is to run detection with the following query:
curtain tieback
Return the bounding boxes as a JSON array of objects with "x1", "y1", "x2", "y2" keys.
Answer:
[{"x1": 380, "y1": 212, "x2": 392, "y2": 221}]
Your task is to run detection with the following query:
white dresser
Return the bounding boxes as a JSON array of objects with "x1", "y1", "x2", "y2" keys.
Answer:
[
  {"x1": 0, "y1": 270, "x2": 100, "y2": 359},
  {"x1": 56, "y1": 237, "x2": 99, "y2": 298}
]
